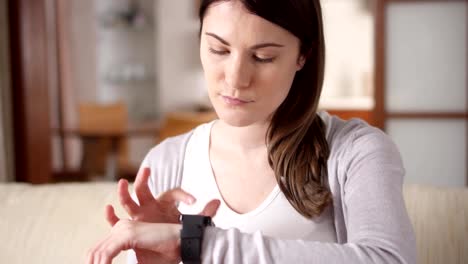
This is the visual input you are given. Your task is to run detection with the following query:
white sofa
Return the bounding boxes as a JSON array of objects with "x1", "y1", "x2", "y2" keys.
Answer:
[{"x1": 0, "y1": 182, "x2": 466, "y2": 264}]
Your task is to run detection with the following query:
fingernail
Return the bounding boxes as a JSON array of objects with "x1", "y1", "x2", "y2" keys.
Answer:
[{"x1": 188, "y1": 197, "x2": 195, "y2": 204}]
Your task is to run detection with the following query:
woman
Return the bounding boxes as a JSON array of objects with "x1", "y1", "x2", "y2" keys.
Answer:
[{"x1": 87, "y1": 0, "x2": 416, "y2": 263}]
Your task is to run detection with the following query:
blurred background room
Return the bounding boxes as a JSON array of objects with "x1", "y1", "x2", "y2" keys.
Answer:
[
  {"x1": 1, "y1": 0, "x2": 465, "y2": 186},
  {"x1": 0, "y1": 0, "x2": 466, "y2": 263}
]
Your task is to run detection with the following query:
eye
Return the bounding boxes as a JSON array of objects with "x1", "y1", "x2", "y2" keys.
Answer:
[
  {"x1": 209, "y1": 47, "x2": 229, "y2": 55},
  {"x1": 253, "y1": 55, "x2": 275, "y2": 63}
]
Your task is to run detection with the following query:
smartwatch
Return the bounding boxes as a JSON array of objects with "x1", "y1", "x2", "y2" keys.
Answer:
[{"x1": 180, "y1": 214, "x2": 213, "y2": 264}]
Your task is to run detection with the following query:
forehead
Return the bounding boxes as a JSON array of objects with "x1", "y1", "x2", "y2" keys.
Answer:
[{"x1": 202, "y1": 1, "x2": 298, "y2": 46}]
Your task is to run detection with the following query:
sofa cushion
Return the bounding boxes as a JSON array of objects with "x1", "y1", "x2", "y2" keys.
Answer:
[
  {"x1": 403, "y1": 184, "x2": 468, "y2": 264},
  {"x1": 0, "y1": 182, "x2": 127, "y2": 264},
  {"x1": 0, "y1": 182, "x2": 466, "y2": 264}
]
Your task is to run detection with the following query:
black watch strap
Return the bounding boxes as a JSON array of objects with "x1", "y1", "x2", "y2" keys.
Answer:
[{"x1": 180, "y1": 214, "x2": 213, "y2": 264}]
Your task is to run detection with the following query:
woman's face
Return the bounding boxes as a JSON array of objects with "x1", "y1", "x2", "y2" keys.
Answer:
[{"x1": 200, "y1": 1, "x2": 304, "y2": 127}]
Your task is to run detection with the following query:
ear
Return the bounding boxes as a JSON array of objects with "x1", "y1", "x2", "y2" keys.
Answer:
[{"x1": 296, "y1": 54, "x2": 306, "y2": 71}]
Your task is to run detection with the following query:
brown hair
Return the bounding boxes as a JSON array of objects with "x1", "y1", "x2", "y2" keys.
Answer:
[{"x1": 199, "y1": 0, "x2": 331, "y2": 218}]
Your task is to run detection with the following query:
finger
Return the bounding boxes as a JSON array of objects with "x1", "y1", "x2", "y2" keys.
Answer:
[
  {"x1": 94, "y1": 236, "x2": 121, "y2": 264},
  {"x1": 86, "y1": 243, "x2": 98, "y2": 264},
  {"x1": 118, "y1": 179, "x2": 139, "y2": 216},
  {"x1": 105, "y1": 205, "x2": 120, "y2": 227},
  {"x1": 87, "y1": 235, "x2": 111, "y2": 264},
  {"x1": 199, "y1": 199, "x2": 221, "y2": 218},
  {"x1": 158, "y1": 187, "x2": 196, "y2": 205},
  {"x1": 87, "y1": 246, "x2": 100, "y2": 264},
  {"x1": 96, "y1": 222, "x2": 134, "y2": 264},
  {"x1": 134, "y1": 167, "x2": 154, "y2": 206},
  {"x1": 100, "y1": 250, "x2": 117, "y2": 264}
]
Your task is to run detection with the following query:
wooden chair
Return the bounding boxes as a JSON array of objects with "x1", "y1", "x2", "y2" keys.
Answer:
[
  {"x1": 78, "y1": 102, "x2": 136, "y2": 181},
  {"x1": 157, "y1": 111, "x2": 217, "y2": 143}
]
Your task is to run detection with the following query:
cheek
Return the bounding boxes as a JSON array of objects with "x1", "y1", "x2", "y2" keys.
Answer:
[
  {"x1": 269, "y1": 84, "x2": 291, "y2": 109},
  {"x1": 201, "y1": 61, "x2": 224, "y2": 91},
  {"x1": 262, "y1": 65, "x2": 296, "y2": 95},
  {"x1": 200, "y1": 47, "x2": 210, "y2": 76},
  {"x1": 201, "y1": 47, "x2": 219, "y2": 77}
]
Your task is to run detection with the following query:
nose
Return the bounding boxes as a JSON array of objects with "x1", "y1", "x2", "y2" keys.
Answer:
[{"x1": 225, "y1": 54, "x2": 252, "y2": 89}]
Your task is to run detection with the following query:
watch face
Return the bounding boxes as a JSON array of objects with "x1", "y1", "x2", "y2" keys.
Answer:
[{"x1": 181, "y1": 214, "x2": 213, "y2": 226}]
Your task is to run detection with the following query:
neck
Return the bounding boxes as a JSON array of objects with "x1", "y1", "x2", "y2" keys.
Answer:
[{"x1": 212, "y1": 119, "x2": 269, "y2": 153}]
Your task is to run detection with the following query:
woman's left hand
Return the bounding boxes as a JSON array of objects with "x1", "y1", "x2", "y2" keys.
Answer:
[{"x1": 87, "y1": 206, "x2": 182, "y2": 264}]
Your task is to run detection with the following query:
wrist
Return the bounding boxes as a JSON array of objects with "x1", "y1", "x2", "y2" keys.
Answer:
[{"x1": 166, "y1": 223, "x2": 182, "y2": 240}]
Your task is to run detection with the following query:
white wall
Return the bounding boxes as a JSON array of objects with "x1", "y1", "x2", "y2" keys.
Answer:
[
  {"x1": 321, "y1": 0, "x2": 374, "y2": 100},
  {"x1": 154, "y1": 0, "x2": 205, "y2": 113}
]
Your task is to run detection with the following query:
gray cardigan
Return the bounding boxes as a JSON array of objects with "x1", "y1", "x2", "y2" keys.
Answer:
[{"x1": 131, "y1": 112, "x2": 416, "y2": 264}]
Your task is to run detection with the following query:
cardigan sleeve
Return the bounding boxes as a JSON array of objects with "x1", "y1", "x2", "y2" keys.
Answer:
[{"x1": 199, "y1": 127, "x2": 416, "y2": 264}]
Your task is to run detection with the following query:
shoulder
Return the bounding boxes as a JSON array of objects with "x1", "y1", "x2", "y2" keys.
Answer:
[
  {"x1": 140, "y1": 131, "x2": 193, "y2": 194},
  {"x1": 141, "y1": 121, "x2": 214, "y2": 194},
  {"x1": 320, "y1": 111, "x2": 400, "y2": 158},
  {"x1": 144, "y1": 121, "x2": 214, "y2": 166},
  {"x1": 320, "y1": 111, "x2": 404, "y2": 185},
  {"x1": 144, "y1": 132, "x2": 193, "y2": 166}
]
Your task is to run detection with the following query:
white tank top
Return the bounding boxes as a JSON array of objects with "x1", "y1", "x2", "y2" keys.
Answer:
[{"x1": 178, "y1": 121, "x2": 337, "y2": 242}]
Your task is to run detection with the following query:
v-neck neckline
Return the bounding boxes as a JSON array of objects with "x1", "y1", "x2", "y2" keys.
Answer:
[{"x1": 203, "y1": 120, "x2": 281, "y2": 218}]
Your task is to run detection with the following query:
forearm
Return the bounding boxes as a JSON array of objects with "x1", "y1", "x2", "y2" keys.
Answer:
[{"x1": 202, "y1": 227, "x2": 415, "y2": 264}]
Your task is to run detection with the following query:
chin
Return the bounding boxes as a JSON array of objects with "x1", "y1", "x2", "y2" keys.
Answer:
[
  {"x1": 214, "y1": 108, "x2": 259, "y2": 127},
  {"x1": 219, "y1": 113, "x2": 255, "y2": 127},
  {"x1": 210, "y1": 95, "x2": 270, "y2": 127}
]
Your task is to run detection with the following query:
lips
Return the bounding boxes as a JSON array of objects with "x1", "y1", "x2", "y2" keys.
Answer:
[{"x1": 221, "y1": 95, "x2": 253, "y2": 106}]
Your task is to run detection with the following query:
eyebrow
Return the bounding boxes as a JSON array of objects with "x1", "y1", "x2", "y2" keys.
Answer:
[{"x1": 205, "y1": 32, "x2": 284, "y2": 50}]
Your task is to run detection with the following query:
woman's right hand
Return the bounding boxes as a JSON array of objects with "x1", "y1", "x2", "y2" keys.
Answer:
[
  {"x1": 118, "y1": 167, "x2": 189, "y2": 223},
  {"x1": 89, "y1": 206, "x2": 183, "y2": 264},
  {"x1": 112, "y1": 167, "x2": 220, "y2": 264},
  {"x1": 117, "y1": 167, "x2": 220, "y2": 223}
]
